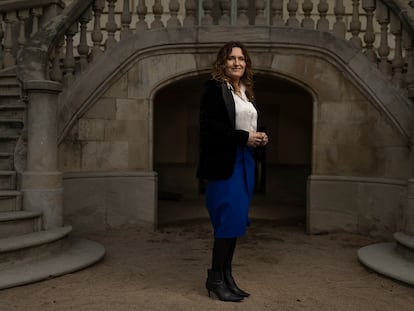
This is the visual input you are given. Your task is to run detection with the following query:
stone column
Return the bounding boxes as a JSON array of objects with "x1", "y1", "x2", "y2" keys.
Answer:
[
  {"x1": 405, "y1": 179, "x2": 414, "y2": 235},
  {"x1": 21, "y1": 80, "x2": 63, "y2": 230}
]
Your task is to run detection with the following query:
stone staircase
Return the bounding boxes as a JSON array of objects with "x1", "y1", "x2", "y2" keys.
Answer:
[
  {"x1": 358, "y1": 232, "x2": 414, "y2": 286},
  {"x1": 0, "y1": 67, "x2": 24, "y2": 218},
  {"x1": 0, "y1": 69, "x2": 105, "y2": 290}
]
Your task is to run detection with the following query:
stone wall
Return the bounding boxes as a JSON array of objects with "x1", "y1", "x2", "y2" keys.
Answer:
[{"x1": 57, "y1": 27, "x2": 412, "y2": 236}]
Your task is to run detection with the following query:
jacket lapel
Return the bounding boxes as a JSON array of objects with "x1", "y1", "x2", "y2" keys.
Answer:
[{"x1": 221, "y1": 83, "x2": 236, "y2": 128}]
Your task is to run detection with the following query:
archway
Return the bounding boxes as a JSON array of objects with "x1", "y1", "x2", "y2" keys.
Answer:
[
  {"x1": 251, "y1": 74, "x2": 313, "y2": 224},
  {"x1": 154, "y1": 74, "x2": 313, "y2": 226}
]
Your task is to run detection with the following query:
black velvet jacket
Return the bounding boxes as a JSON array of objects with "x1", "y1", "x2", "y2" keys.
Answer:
[{"x1": 197, "y1": 79, "x2": 256, "y2": 180}]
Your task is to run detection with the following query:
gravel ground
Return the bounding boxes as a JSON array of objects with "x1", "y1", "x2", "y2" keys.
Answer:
[{"x1": 0, "y1": 219, "x2": 413, "y2": 311}]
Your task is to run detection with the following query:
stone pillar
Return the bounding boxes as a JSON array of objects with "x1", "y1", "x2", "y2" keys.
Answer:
[
  {"x1": 21, "y1": 80, "x2": 63, "y2": 230},
  {"x1": 405, "y1": 179, "x2": 414, "y2": 235}
]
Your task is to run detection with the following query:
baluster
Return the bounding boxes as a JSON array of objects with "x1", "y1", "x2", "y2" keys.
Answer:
[
  {"x1": 168, "y1": 0, "x2": 181, "y2": 27},
  {"x1": 136, "y1": 0, "x2": 148, "y2": 32},
  {"x1": 286, "y1": 0, "x2": 299, "y2": 28},
  {"x1": 349, "y1": 0, "x2": 362, "y2": 49},
  {"x1": 316, "y1": 0, "x2": 329, "y2": 32},
  {"x1": 17, "y1": 10, "x2": 30, "y2": 55},
  {"x1": 183, "y1": 0, "x2": 197, "y2": 27},
  {"x1": 78, "y1": 8, "x2": 92, "y2": 71},
  {"x1": 333, "y1": 0, "x2": 346, "y2": 38},
  {"x1": 255, "y1": 0, "x2": 266, "y2": 26},
  {"x1": 0, "y1": 14, "x2": 4, "y2": 69},
  {"x1": 105, "y1": 0, "x2": 118, "y2": 48},
  {"x1": 376, "y1": 1, "x2": 391, "y2": 75},
  {"x1": 301, "y1": 0, "x2": 314, "y2": 29},
  {"x1": 121, "y1": 0, "x2": 132, "y2": 39},
  {"x1": 362, "y1": 0, "x2": 376, "y2": 62},
  {"x1": 63, "y1": 23, "x2": 78, "y2": 87},
  {"x1": 403, "y1": 31, "x2": 414, "y2": 97},
  {"x1": 50, "y1": 37, "x2": 64, "y2": 82},
  {"x1": 202, "y1": 0, "x2": 214, "y2": 25},
  {"x1": 272, "y1": 0, "x2": 284, "y2": 27},
  {"x1": 151, "y1": 0, "x2": 164, "y2": 29},
  {"x1": 3, "y1": 12, "x2": 16, "y2": 68},
  {"x1": 237, "y1": 0, "x2": 249, "y2": 26},
  {"x1": 219, "y1": 0, "x2": 231, "y2": 25},
  {"x1": 92, "y1": 0, "x2": 104, "y2": 60},
  {"x1": 390, "y1": 13, "x2": 403, "y2": 87},
  {"x1": 31, "y1": 8, "x2": 43, "y2": 37}
]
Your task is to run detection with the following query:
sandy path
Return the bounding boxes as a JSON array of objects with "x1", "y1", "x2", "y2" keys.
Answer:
[{"x1": 0, "y1": 220, "x2": 413, "y2": 311}]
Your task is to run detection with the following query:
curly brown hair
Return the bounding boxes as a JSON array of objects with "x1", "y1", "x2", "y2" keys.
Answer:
[{"x1": 211, "y1": 41, "x2": 254, "y2": 101}]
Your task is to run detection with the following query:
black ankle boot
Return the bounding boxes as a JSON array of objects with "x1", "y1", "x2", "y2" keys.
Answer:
[
  {"x1": 224, "y1": 269, "x2": 250, "y2": 297},
  {"x1": 205, "y1": 269, "x2": 243, "y2": 302}
]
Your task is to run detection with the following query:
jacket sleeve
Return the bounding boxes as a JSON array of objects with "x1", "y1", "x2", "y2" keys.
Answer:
[{"x1": 199, "y1": 81, "x2": 249, "y2": 148}]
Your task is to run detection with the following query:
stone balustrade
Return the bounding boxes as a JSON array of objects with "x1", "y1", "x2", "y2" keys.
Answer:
[
  {"x1": 0, "y1": 0, "x2": 65, "y2": 70},
  {"x1": 3, "y1": 0, "x2": 414, "y2": 95}
]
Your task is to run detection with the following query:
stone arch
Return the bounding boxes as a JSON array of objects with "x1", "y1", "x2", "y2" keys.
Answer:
[
  {"x1": 57, "y1": 28, "x2": 412, "y2": 145},
  {"x1": 58, "y1": 27, "x2": 412, "y2": 234},
  {"x1": 150, "y1": 71, "x2": 314, "y2": 225}
]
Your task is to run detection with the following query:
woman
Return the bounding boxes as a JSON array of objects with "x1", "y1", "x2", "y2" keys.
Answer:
[{"x1": 197, "y1": 42, "x2": 269, "y2": 302}]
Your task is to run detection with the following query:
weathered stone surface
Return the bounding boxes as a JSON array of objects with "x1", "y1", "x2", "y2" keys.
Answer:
[
  {"x1": 49, "y1": 26, "x2": 413, "y2": 236},
  {"x1": 63, "y1": 171, "x2": 157, "y2": 234},
  {"x1": 308, "y1": 175, "x2": 407, "y2": 238},
  {"x1": 77, "y1": 119, "x2": 105, "y2": 141},
  {"x1": 104, "y1": 74, "x2": 128, "y2": 99},
  {"x1": 116, "y1": 99, "x2": 148, "y2": 121},
  {"x1": 84, "y1": 98, "x2": 117, "y2": 120}
]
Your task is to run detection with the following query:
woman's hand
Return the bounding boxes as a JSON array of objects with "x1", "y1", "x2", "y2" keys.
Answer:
[{"x1": 247, "y1": 132, "x2": 269, "y2": 147}]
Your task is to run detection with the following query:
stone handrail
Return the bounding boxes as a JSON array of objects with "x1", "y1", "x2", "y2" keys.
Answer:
[
  {"x1": 0, "y1": 0, "x2": 65, "y2": 70},
  {"x1": 0, "y1": 0, "x2": 64, "y2": 12},
  {"x1": 9, "y1": 0, "x2": 414, "y2": 98},
  {"x1": 16, "y1": 0, "x2": 94, "y2": 81}
]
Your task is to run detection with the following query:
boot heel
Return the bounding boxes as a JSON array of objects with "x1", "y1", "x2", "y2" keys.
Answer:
[{"x1": 205, "y1": 269, "x2": 243, "y2": 302}]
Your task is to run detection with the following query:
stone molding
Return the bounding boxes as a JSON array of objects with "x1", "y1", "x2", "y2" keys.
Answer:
[
  {"x1": 309, "y1": 174, "x2": 408, "y2": 186},
  {"x1": 56, "y1": 27, "x2": 413, "y2": 146},
  {"x1": 63, "y1": 170, "x2": 158, "y2": 179}
]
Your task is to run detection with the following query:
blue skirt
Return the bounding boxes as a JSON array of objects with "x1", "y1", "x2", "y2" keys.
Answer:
[{"x1": 205, "y1": 146, "x2": 255, "y2": 238}]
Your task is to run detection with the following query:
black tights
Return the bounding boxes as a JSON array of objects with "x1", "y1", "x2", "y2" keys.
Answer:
[{"x1": 211, "y1": 237, "x2": 237, "y2": 273}]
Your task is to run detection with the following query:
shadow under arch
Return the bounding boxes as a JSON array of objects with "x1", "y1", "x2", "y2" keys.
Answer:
[{"x1": 153, "y1": 71, "x2": 313, "y2": 228}]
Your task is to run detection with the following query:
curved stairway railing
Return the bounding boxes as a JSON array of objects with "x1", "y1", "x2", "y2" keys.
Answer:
[
  {"x1": 0, "y1": 0, "x2": 104, "y2": 290},
  {"x1": 6, "y1": 0, "x2": 414, "y2": 97},
  {"x1": 0, "y1": 0, "x2": 413, "y2": 288},
  {"x1": 0, "y1": 1, "x2": 413, "y2": 93}
]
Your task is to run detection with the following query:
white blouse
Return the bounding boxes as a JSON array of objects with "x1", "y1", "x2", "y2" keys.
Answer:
[{"x1": 228, "y1": 83, "x2": 257, "y2": 132}]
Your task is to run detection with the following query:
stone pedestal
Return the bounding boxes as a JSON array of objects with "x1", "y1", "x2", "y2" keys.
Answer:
[
  {"x1": 358, "y1": 178, "x2": 414, "y2": 286},
  {"x1": 21, "y1": 80, "x2": 63, "y2": 230}
]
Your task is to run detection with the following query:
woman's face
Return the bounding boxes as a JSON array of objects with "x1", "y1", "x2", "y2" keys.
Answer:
[{"x1": 224, "y1": 47, "x2": 246, "y2": 84}]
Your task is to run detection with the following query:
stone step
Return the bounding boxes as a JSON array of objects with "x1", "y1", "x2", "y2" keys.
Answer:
[
  {"x1": 394, "y1": 232, "x2": 414, "y2": 261},
  {"x1": 0, "y1": 120, "x2": 24, "y2": 136},
  {"x1": 0, "y1": 237, "x2": 105, "y2": 290},
  {"x1": 0, "y1": 152, "x2": 13, "y2": 170},
  {"x1": 0, "y1": 135, "x2": 19, "y2": 153},
  {"x1": 0, "y1": 191, "x2": 21, "y2": 212},
  {"x1": 0, "y1": 79, "x2": 20, "y2": 97},
  {"x1": 0, "y1": 69, "x2": 18, "y2": 85},
  {"x1": 0, "y1": 211, "x2": 42, "y2": 239},
  {"x1": 0, "y1": 103, "x2": 25, "y2": 118},
  {"x1": 0, "y1": 97, "x2": 24, "y2": 107},
  {"x1": 358, "y1": 232, "x2": 414, "y2": 286},
  {"x1": 0, "y1": 170, "x2": 16, "y2": 190},
  {"x1": 0, "y1": 225, "x2": 72, "y2": 270},
  {"x1": 0, "y1": 85, "x2": 20, "y2": 97}
]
